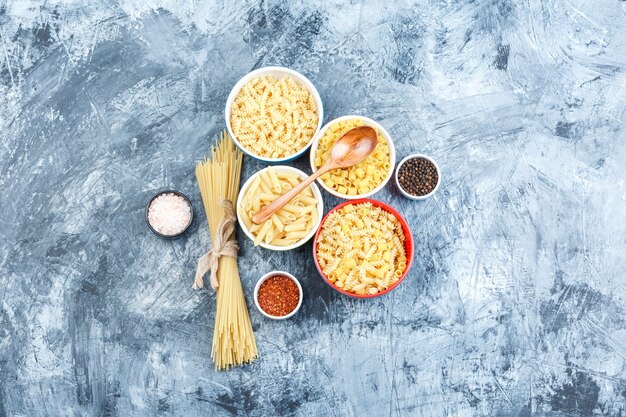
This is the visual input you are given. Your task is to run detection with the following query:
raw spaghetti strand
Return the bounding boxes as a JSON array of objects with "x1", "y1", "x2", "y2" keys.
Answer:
[{"x1": 195, "y1": 130, "x2": 257, "y2": 370}]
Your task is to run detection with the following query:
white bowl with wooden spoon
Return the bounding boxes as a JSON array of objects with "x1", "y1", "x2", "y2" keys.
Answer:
[
  {"x1": 251, "y1": 126, "x2": 379, "y2": 226},
  {"x1": 309, "y1": 115, "x2": 396, "y2": 200},
  {"x1": 237, "y1": 166, "x2": 324, "y2": 251}
]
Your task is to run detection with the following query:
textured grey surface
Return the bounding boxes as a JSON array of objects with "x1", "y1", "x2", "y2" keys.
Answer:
[{"x1": 1, "y1": 1, "x2": 626, "y2": 416}]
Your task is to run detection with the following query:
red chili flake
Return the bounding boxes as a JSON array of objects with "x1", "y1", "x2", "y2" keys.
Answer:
[{"x1": 258, "y1": 275, "x2": 300, "y2": 317}]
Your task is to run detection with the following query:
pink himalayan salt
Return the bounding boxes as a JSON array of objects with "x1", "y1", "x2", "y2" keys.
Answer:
[{"x1": 148, "y1": 193, "x2": 191, "y2": 236}]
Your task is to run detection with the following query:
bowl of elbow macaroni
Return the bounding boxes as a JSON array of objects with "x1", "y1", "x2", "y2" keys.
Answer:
[
  {"x1": 313, "y1": 199, "x2": 414, "y2": 298},
  {"x1": 309, "y1": 115, "x2": 396, "y2": 199},
  {"x1": 237, "y1": 166, "x2": 324, "y2": 251},
  {"x1": 226, "y1": 66, "x2": 324, "y2": 163}
]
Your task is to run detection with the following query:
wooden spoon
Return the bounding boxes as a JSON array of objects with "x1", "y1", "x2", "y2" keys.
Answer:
[{"x1": 252, "y1": 126, "x2": 378, "y2": 225}]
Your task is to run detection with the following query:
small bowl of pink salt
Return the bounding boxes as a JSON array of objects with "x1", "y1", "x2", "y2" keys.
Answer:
[{"x1": 146, "y1": 191, "x2": 193, "y2": 238}]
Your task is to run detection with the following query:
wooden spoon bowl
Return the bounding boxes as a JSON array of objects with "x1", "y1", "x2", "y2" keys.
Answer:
[{"x1": 252, "y1": 126, "x2": 378, "y2": 225}]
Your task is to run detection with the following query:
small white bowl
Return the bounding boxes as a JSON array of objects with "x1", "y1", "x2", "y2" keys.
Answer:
[
  {"x1": 309, "y1": 115, "x2": 396, "y2": 200},
  {"x1": 236, "y1": 166, "x2": 324, "y2": 251},
  {"x1": 395, "y1": 154, "x2": 441, "y2": 200},
  {"x1": 254, "y1": 271, "x2": 303, "y2": 320},
  {"x1": 225, "y1": 66, "x2": 324, "y2": 163}
]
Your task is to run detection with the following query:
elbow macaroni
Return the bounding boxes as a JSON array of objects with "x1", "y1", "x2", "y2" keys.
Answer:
[
  {"x1": 315, "y1": 202, "x2": 407, "y2": 295},
  {"x1": 314, "y1": 118, "x2": 391, "y2": 196},
  {"x1": 230, "y1": 76, "x2": 319, "y2": 159},
  {"x1": 239, "y1": 167, "x2": 319, "y2": 246}
]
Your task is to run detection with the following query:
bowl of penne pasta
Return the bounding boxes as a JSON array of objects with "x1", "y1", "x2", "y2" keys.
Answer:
[
  {"x1": 226, "y1": 66, "x2": 324, "y2": 163},
  {"x1": 237, "y1": 166, "x2": 324, "y2": 250},
  {"x1": 313, "y1": 198, "x2": 414, "y2": 298},
  {"x1": 309, "y1": 115, "x2": 396, "y2": 200}
]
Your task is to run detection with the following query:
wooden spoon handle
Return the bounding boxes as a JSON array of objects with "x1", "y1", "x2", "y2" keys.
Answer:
[{"x1": 252, "y1": 163, "x2": 334, "y2": 225}]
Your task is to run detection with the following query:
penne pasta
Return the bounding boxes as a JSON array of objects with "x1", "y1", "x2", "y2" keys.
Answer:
[
  {"x1": 299, "y1": 205, "x2": 317, "y2": 214},
  {"x1": 297, "y1": 195, "x2": 319, "y2": 205},
  {"x1": 285, "y1": 222, "x2": 307, "y2": 232},
  {"x1": 271, "y1": 214, "x2": 285, "y2": 232},
  {"x1": 267, "y1": 166, "x2": 282, "y2": 193},
  {"x1": 257, "y1": 193, "x2": 278, "y2": 202},
  {"x1": 310, "y1": 209, "x2": 318, "y2": 227},
  {"x1": 240, "y1": 167, "x2": 320, "y2": 247},
  {"x1": 285, "y1": 230, "x2": 309, "y2": 240},
  {"x1": 259, "y1": 169, "x2": 271, "y2": 184},
  {"x1": 239, "y1": 208, "x2": 253, "y2": 231},
  {"x1": 259, "y1": 178, "x2": 272, "y2": 195},
  {"x1": 285, "y1": 177, "x2": 300, "y2": 187},
  {"x1": 281, "y1": 204, "x2": 302, "y2": 214},
  {"x1": 254, "y1": 221, "x2": 272, "y2": 245},
  {"x1": 246, "y1": 176, "x2": 262, "y2": 199},
  {"x1": 277, "y1": 171, "x2": 301, "y2": 180}
]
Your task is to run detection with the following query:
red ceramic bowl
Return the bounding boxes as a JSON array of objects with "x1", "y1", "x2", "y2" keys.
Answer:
[{"x1": 313, "y1": 198, "x2": 414, "y2": 298}]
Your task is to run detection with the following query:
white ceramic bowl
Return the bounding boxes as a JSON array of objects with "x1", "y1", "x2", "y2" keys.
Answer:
[
  {"x1": 237, "y1": 166, "x2": 324, "y2": 251},
  {"x1": 395, "y1": 154, "x2": 441, "y2": 200},
  {"x1": 309, "y1": 115, "x2": 396, "y2": 200},
  {"x1": 225, "y1": 66, "x2": 324, "y2": 163},
  {"x1": 254, "y1": 271, "x2": 303, "y2": 320}
]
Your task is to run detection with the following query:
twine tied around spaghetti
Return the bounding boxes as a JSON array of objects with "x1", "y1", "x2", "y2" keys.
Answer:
[{"x1": 193, "y1": 199, "x2": 239, "y2": 290}]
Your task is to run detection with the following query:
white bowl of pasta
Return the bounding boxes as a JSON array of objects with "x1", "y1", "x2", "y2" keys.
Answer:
[
  {"x1": 225, "y1": 66, "x2": 324, "y2": 163},
  {"x1": 237, "y1": 166, "x2": 324, "y2": 251},
  {"x1": 309, "y1": 115, "x2": 395, "y2": 200}
]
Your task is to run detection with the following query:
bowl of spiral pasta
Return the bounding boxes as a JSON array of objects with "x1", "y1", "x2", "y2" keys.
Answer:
[
  {"x1": 237, "y1": 166, "x2": 324, "y2": 250},
  {"x1": 313, "y1": 199, "x2": 414, "y2": 298},
  {"x1": 309, "y1": 115, "x2": 396, "y2": 199},
  {"x1": 226, "y1": 66, "x2": 323, "y2": 163}
]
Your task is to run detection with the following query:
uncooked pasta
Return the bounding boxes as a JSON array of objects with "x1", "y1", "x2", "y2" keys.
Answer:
[
  {"x1": 238, "y1": 166, "x2": 320, "y2": 247},
  {"x1": 314, "y1": 118, "x2": 391, "y2": 196},
  {"x1": 195, "y1": 130, "x2": 257, "y2": 370},
  {"x1": 230, "y1": 75, "x2": 318, "y2": 159},
  {"x1": 316, "y1": 202, "x2": 407, "y2": 295}
]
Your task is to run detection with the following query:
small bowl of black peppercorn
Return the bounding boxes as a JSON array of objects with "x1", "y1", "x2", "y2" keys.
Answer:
[{"x1": 395, "y1": 154, "x2": 441, "y2": 200}]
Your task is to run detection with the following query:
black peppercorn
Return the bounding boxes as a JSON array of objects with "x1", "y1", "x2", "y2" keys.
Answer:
[{"x1": 398, "y1": 157, "x2": 439, "y2": 197}]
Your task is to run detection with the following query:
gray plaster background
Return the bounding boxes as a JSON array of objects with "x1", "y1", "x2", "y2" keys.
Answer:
[{"x1": 1, "y1": 0, "x2": 625, "y2": 416}]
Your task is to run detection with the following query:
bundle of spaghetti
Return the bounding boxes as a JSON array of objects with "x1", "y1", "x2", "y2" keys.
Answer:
[{"x1": 195, "y1": 130, "x2": 258, "y2": 370}]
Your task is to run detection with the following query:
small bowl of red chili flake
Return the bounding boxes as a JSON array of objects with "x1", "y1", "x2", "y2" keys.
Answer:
[{"x1": 254, "y1": 271, "x2": 303, "y2": 320}]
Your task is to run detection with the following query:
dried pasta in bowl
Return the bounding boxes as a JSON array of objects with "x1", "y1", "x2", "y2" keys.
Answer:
[
  {"x1": 229, "y1": 75, "x2": 319, "y2": 160},
  {"x1": 237, "y1": 166, "x2": 323, "y2": 250},
  {"x1": 314, "y1": 200, "x2": 413, "y2": 297},
  {"x1": 311, "y1": 116, "x2": 395, "y2": 199}
]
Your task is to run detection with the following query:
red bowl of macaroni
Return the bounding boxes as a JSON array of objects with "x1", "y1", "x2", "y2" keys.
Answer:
[
  {"x1": 309, "y1": 116, "x2": 396, "y2": 199},
  {"x1": 237, "y1": 166, "x2": 324, "y2": 251},
  {"x1": 225, "y1": 66, "x2": 324, "y2": 163},
  {"x1": 313, "y1": 198, "x2": 414, "y2": 298}
]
